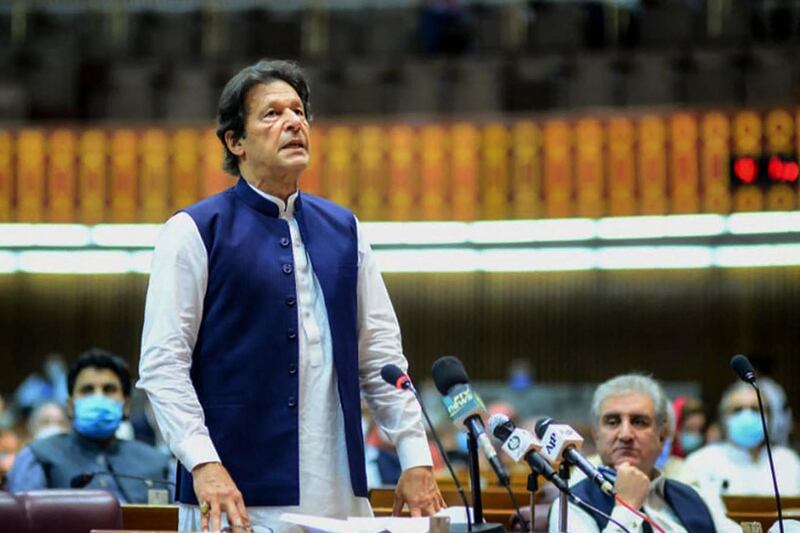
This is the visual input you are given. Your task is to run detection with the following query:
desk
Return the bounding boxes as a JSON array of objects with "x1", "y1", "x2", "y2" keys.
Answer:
[
  {"x1": 723, "y1": 495, "x2": 800, "y2": 531},
  {"x1": 120, "y1": 504, "x2": 179, "y2": 531},
  {"x1": 369, "y1": 486, "x2": 542, "y2": 527}
]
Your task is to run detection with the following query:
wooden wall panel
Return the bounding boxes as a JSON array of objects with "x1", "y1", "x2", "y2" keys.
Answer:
[{"x1": 1, "y1": 270, "x2": 797, "y2": 425}]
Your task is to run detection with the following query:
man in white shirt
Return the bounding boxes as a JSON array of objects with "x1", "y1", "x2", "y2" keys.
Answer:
[
  {"x1": 683, "y1": 381, "x2": 800, "y2": 508},
  {"x1": 138, "y1": 59, "x2": 443, "y2": 532},
  {"x1": 548, "y1": 374, "x2": 740, "y2": 533}
]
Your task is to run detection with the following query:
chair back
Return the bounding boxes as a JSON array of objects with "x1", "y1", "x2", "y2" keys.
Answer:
[
  {"x1": 0, "y1": 491, "x2": 28, "y2": 533},
  {"x1": 19, "y1": 489, "x2": 122, "y2": 533}
]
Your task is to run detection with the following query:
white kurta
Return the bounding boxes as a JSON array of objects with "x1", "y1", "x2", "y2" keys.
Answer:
[
  {"x1": 547, "y1": 472, "x2": 741, "y2": 533},
  {"x1": 683, "y1": 441, "x2": 800, "y2": 508},
  {"x1": 138, "y1": 185, "x2": 432, "y2": 532}
]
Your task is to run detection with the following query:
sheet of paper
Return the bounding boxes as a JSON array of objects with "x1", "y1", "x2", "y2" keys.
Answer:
[
  {"x1": 347, "y1": 516, "x2": 429, "y2": 533},
  {"x1": 280, "y1": 507, "x2": 474, "y2": 532},
  {"x1": 435, "y1": 505, "x2": 473, "y2": 524},
  {"x1": 279, "y1": 512, "x2": 357, "y2": 533}
]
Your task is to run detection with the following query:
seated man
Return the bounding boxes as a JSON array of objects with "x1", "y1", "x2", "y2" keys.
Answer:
[
  {"x1": 27, "y1": 401, "x2": 70, "y2": 441},
  {"x1": 548, "y1": 374, "x2": 739, "y2": 533},
  {"x1": 683, "y1": 380, "x2": 800, "y2": 504},
  {"x1": 6, "y1": 349, "x2": 172, "y2": 503}
]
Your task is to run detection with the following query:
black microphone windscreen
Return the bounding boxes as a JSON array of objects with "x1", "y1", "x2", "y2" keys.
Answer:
[
  {"x1": 488, "y1": 413, "x2": 514, "y2": 442},
  {"x1": 70, "y1": 472, "x2": 93, "y2": 488},
  {"x1": 380, "y1": 364, "x2": 405, "y2": 386},
  {"x1": 431, "y1": 356, "x2": 469, "y2": 395},
  {"x1": 534, "y1": 417, "x2": 555, "y2": 439},
  {"x1": 487, "y1": 413, "x2": 509, "y2": 435},
  {"x1": 731, "y1": 354, "x2": 757, "y2": 383}
]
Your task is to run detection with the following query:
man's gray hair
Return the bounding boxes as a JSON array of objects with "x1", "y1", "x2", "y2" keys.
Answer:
[
  {"x1": 718, "y1": 380, "x2": 767, "y2": 423},
  {"x1": 590, "y1": 374, "x2": 673, "y2": 432}
]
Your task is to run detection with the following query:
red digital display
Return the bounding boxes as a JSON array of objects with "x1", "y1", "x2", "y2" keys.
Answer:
[
  {"x1": 733, "y1": 157, "x2": 758, "y2": 184},
  {"x1": 767, "y1": 156, "x2": 799, "y2": 183},
  {"x1": 730, "y1": 154, "x2": 799, "y2": 186}
]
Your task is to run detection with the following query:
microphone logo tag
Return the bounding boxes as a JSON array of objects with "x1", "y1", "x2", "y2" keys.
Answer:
[
  {"x1": 501, "y1": 427, "x2": 535, "y2": 463},
  {"x1": 546, "y1": 433, "x2": 557, "y2": 455},
  {"x1": 541, "y1": 425, "x2": 564, "y2": 463},
  {"x1": 540, "y1": 424, "x2": 583, "y2": 463},
  {"x1": 441, "y1": 383, "x2": 486, "y2": 423}
]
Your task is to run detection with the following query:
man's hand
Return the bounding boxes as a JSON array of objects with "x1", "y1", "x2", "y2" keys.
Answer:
[
  {"x1": 614, "y1": 462, "x2": 650, "y2": 511},
  {"x1": 392, "y1": 466, "x2": 446, "y2": 517},
  {"x1": 192, "y1": 462, "x2": 249, "y2": 532}
]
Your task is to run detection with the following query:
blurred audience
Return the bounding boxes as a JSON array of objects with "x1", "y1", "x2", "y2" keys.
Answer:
[
  {"x1": 0, "y1": 393, "x2": 20, "y2": 477},
  {"x1": 549, "y1": 374, "x2": 739, "y2": 533},
  {"x1": 750, "y1": 354, "x2": 794, "y2": 447},
  {"x1": 27, "y1": 401, "x2": 69, "y2": 441},
  {"x1": 362, "y1": 407, "x2": 402, "y2": 489},
  {"x1": 683, "y1": 380, "x2": 800, "y2": 504},
  {"x1": 5, "y1": 348, "x2": 172, "y2": 503},
  {"x1": 671, "y1": 395, "x2": 707, "y2": 458}
]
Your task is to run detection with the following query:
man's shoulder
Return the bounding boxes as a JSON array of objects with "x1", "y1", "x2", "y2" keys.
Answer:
[
  {"x1": 300, "y1": 192, "x2": 354, "y2": 218},
  {"x1": 117, "y1": 439, "x2": 171, "y2": 468},
  {"x1": 684, "y1": 442, "x2": 729, "y2": 465},
  {"x1": 118, "y1": 439, "x2": 169, "y2": 459},
  {"x1": 181, "y1": 186, "x2": 236, "y2": 217},
  {"x1": 27, "y1": 432, "x2": 72, "y2": 456},
  {"x1": 772, "y1": 444, "x2": 800, "y2": 464}
]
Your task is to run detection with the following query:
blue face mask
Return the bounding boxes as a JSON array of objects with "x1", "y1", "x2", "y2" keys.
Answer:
[
  {"x1": 678, "y1": 431, "x2": 704, "y2": 454},
  {"x1": 455, "y1": 431, "x2": 469, "y2": 453},
  {"x1": 726, "y1": 409, "x2": 764, "y2": 449},
  {"x1": 72, "y1": 394, "x2": 124, "y2": 439},
  {"x1": 655, "y1": 436, "x2": 672, "y2": 469}
]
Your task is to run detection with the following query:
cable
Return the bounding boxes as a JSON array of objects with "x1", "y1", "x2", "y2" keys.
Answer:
[
  {"x1": 570, "y1": 495, "x2": 632, "y2": 533},
  {"x1": 614, "y1": 495, "x2": 666, "y2": 533},
  {"x1": 502, "y1": 483, "x2": 528, "y2": 532},
  {"x1": 105, "y1": 459, "x2": 136, "y2": 504},
  {"x1": 414, "y1": 388, "x2": 472, "y2": 532}
]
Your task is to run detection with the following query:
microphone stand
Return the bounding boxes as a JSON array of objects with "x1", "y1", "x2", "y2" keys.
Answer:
[
  {"x1": 753, "y1": 381, "x2": 785, "y2": 533},
  {"x1": 526, "y1": 473, "x2": 537, "y2": 533},
  {"x1": 558, "y1": 463, "x2": 571, "y2": 533},
  {"x1": 407, "y1": 383, "x2": 472, "y2": 532},
  {"x1": 467, "y1": 433, "x2": 484, "y2": 525}
]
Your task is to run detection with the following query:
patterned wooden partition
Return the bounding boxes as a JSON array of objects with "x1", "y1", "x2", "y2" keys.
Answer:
[{"x1": 1, "y1": 108, "x2": 799, "y2": 223}]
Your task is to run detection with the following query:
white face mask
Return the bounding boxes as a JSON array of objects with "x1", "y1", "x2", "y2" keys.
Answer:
[{"x1": 33, "y1": 424, "x2": 68, "y2": 440}]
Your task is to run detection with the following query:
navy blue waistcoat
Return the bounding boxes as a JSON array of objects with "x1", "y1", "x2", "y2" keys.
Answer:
[
  {"x1": 177, "y1": 178, "x2": 366, "y2": 506},
  {"x1": 570, "y1": 475, "x2": 717, "y2": 533}
]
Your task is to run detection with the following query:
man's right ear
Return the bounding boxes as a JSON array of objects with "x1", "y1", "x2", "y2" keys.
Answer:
[
  {"x1": 65, "y1": 397, "x2": 74, "y2": 419},
  {"x1": 224, "y1": 130, "x2": 245, "y2": 157}
]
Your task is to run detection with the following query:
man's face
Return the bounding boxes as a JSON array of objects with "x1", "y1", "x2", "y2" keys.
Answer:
[
  {"x1": 67, "y1": 367, "x2": 128, "y2": 417},
  {"x1": 724, "y1": 387, "x2": 760, "y2": 418},
  {"x1": 225, "y1": 80, "x2": 310, "y2": 180},
  {"x1": 594, "y1": 392, "x2": 667, "y2": 475}
]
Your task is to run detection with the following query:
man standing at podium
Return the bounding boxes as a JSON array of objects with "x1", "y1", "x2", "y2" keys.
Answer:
[{"x1": 138, "y1": 59, "x2": 443, "y2": 532}]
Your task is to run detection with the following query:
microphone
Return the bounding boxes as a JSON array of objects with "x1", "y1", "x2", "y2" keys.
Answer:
[
  {"x1": 380, "y1": 363, "x2": 412, "y2": 391},
  {"x1": 731, "y1": 353, "x2": 757, "y2": 384},
  {"x1": 380, "y1": 364, "x2": 474, "y2": 531},
  {"x1": 431, "y1": 356, "x2": 510, "y2": 487},
  {"x1": 730, "y1": 354, "x2": 785, "y2": 533},
  {"x1": 70, "y1": 471, "x2": 175, "y2": 489},
  {"x1": 487, "y1": 413, "x2": 571, "y2": 495},
  {"x1": 534, "y1": 417, "x2": 614, "y2": 496}
]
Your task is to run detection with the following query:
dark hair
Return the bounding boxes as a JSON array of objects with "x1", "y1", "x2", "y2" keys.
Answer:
[
  {"x1": 67, "y1": 348, "x2": 132, "y2": 398},
  {"x1": 216, "y1": 59, "x2": 313, "y2": 176}
]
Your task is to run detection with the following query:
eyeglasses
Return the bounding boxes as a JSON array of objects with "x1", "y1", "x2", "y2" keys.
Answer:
[{"x1": 729, "y1": 405, "x2": 759, "y2": 414}]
